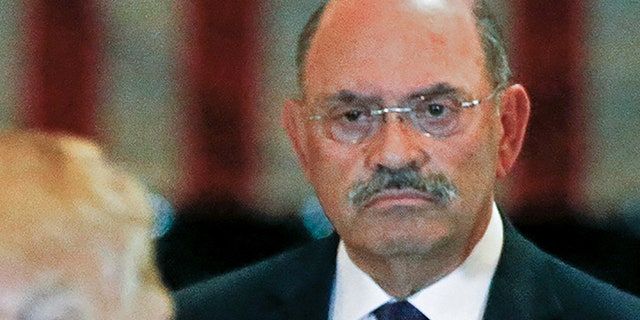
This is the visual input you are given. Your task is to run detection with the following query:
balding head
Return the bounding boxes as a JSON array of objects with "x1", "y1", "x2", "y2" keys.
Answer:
[{"x1": 296, "y1": 0, "x2": 510, "y2": 95}]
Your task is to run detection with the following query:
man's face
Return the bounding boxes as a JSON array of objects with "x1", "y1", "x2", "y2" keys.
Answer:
[{"x1": 285, "y1": 0, "x2": 519, "y2": 259}]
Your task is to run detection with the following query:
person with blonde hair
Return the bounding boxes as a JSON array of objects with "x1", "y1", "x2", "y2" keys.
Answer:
[{"x1": 0, "y1": 131, "x2": 173, "y2": 319}]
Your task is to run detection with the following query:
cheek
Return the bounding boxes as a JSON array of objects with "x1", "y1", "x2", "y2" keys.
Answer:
[
  {"x1": 439, "y1": 122, "x2": 501, "y2": 196},
  {"x1": 306, "y1": 140, "x2": 364, "y2": 207}
]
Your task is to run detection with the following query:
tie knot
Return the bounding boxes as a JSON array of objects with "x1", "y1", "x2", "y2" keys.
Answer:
[{"x1": 373, "y1": 301, "x2": 429, "y2": 320}]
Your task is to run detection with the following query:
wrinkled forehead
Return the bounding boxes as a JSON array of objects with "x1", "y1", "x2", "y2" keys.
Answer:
[{"x1": 303, "y1": 0, "x2": 487, "y2": 100}]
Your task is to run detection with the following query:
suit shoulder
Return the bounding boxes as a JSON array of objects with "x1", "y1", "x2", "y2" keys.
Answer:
[
  {"x1": 545, "y1": 257, "x2": 640, "y2": 318},
  {"x1": 173, "y1": 235, "x2": 338, "y2": 319},
  {"x1": 488, "y1": 223, "x2": 640, "y2": 319},
  {"x1": 174, "y1": 240, "x2": 316, "y2": 299}
]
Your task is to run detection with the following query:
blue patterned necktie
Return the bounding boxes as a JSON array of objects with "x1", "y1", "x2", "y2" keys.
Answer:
[{"x1": 372, "y1": 301, "x2": 429, "y2": 320}]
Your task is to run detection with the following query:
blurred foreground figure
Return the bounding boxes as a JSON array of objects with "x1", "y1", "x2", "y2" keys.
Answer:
[{"x1": 0, "y1": 131, "x2": 173, "y2": 319}]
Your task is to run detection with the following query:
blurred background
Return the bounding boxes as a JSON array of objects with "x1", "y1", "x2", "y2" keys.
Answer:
[{"x1": 1, "y1": 0, "x2": 639, "y2": 292}]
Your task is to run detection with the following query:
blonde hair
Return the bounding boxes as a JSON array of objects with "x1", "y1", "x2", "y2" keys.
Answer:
[{"x1": 0, "y1": 131, "x2": 173, "y2": 319}]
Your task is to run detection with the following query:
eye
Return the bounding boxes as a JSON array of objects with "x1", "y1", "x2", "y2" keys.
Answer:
[
  {"x1": 412, "y1": 96, "x2": 459, "y2": 119},
  {"x1": 410, "y1": 95, "x2": 463, "y2": 138},
  {"x1": 426, "y1": 103, "x2": 446, "y2": 117},
  {"x1": 324, "y1": 104, "x2": 376, "y2": 144},
  {"x1": 327, "y1": 105, "x2": 371, "y2": 123},
  {"x1": 343, "y1": 109, "x2": 364, "y2": 122}
]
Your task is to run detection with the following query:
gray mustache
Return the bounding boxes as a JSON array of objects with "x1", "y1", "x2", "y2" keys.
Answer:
[{"x1": 348, "y1": 165, "x2": 458, "y2": 208}]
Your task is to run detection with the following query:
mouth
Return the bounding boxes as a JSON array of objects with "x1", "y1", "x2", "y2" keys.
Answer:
[{"x1": 362, "y1": 188, "x2": 439, "y2": 210}]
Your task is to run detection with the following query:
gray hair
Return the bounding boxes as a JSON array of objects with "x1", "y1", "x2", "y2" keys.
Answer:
[{"x1": 295, "y1": 0, "x2": 512, "y2": 92}]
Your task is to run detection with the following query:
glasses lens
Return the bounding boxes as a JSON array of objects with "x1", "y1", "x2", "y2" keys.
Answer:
[
  {"x1": 324, "y1": 104, "x2": 376, "y2": 143},
  {"x1": 315, "y1": 93, "x2": 474, "y2": 143},
  {"x1": 409, "y1": 96, "x2": 464, "y2": 138}
]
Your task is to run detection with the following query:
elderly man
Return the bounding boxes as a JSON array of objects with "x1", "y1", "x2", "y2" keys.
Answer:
[
  {"x1": 175, "y1": 0, "x2": 640, "y2": 319},
  {"x1": 0, "y1": 131, "x2": 173, "y2": 319}
]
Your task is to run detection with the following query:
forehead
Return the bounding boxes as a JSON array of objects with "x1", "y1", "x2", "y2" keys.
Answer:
[{"x1": 303, "y1": 0, "x2": 488, "y2": 99}]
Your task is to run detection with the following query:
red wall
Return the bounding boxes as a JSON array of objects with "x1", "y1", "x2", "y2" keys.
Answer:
[
  {"x1": 509, "y1": 0, "x2": 587, "y2": 219},
  {"x1": 22, "y1": 0, "x2": 102, "y2": 138},
  {"x1": 178, "y1": 1, "x2": 260, "y2": 205}
]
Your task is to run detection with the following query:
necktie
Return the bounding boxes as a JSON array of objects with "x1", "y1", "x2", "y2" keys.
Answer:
[{"x1": 372, "y1": 301, "x2": 429, "y2": 320}]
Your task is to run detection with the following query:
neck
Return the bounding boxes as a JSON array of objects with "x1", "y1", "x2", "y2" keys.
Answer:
[{"x1": 346, "y1": 244, "x2": 467, "y2": 298}]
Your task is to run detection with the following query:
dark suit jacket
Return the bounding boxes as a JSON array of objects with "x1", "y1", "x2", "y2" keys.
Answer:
[{"x1": 174, "y1": 221, "x2": 640, "y2": 319}]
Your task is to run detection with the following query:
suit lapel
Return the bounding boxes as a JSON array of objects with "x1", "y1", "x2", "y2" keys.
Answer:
[
  {"x1": 263, "y1": 234, "x2": 340, "y2": 320},
  {"x1": 483, "y1": 220, "x2": 563, "y2": 320}
]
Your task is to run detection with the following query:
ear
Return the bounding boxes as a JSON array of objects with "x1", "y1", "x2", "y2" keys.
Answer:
[
  {"x1": 496, "y1": 84, "x2": 530, "y2": 178},
  {"x1": 282, "y1": 99, "x2": 312, "y2": 178}
]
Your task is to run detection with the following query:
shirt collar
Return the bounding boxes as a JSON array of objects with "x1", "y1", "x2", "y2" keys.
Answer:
[{"x1": 330, "y1": 203, "x2": 504, "y2": 320}]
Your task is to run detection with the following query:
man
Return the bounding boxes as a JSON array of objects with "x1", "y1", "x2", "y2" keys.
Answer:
[
  {"x1": 0, "y1": 131, "x2": 173, "y2": 319},
  {"x1": 175, "y1": 0, "x2": 640, "y2": 319}
]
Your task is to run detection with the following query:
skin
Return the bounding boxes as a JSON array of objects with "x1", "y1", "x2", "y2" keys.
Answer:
[{"x1": 284, "y1": 0, "x2": 530, "y2": 298}]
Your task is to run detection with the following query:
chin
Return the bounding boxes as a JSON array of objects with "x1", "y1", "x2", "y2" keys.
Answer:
[
  {"x1": 345, "y1": 209, "x2": 455, "y2": 257},
  {"x1": 368, "y1": 238, "x2": 443, "y2": 257}
]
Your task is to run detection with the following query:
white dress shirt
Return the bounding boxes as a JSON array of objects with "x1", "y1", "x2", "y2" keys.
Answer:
[{"x1": 329, "y1": 203, "x2": 504, "y2": 320}]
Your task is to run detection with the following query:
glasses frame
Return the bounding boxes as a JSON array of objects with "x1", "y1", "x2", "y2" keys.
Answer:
[{"x1": 306, "y1": 85, "x2": 505, "y2": 143}]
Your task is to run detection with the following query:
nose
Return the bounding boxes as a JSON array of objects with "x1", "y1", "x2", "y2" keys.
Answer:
[{"x1": 364, "y1": 113, "x2": 430, "y2": 170}]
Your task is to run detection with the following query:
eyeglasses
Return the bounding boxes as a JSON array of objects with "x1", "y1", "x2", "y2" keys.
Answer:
[{"x1": 308, "y1": 86, "x2": 501, "y2": 144}]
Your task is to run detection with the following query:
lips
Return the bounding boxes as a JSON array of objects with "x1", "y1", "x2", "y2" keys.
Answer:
[{"x1": 362, "y1": 188, "x2": 438, "y2": 209}]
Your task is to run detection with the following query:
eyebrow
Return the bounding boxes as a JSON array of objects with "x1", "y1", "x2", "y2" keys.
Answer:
[
  {"x1": 406, "y1": 83, "x2": 464, "y2": 100},
  {"x1": 326, "y1": 90, "x2": 384, "y2": 106}
]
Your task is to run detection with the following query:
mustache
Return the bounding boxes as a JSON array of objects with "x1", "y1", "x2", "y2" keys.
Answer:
[{"x1": 348, "y1": 165, "x2": 458, "y2": 208}]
